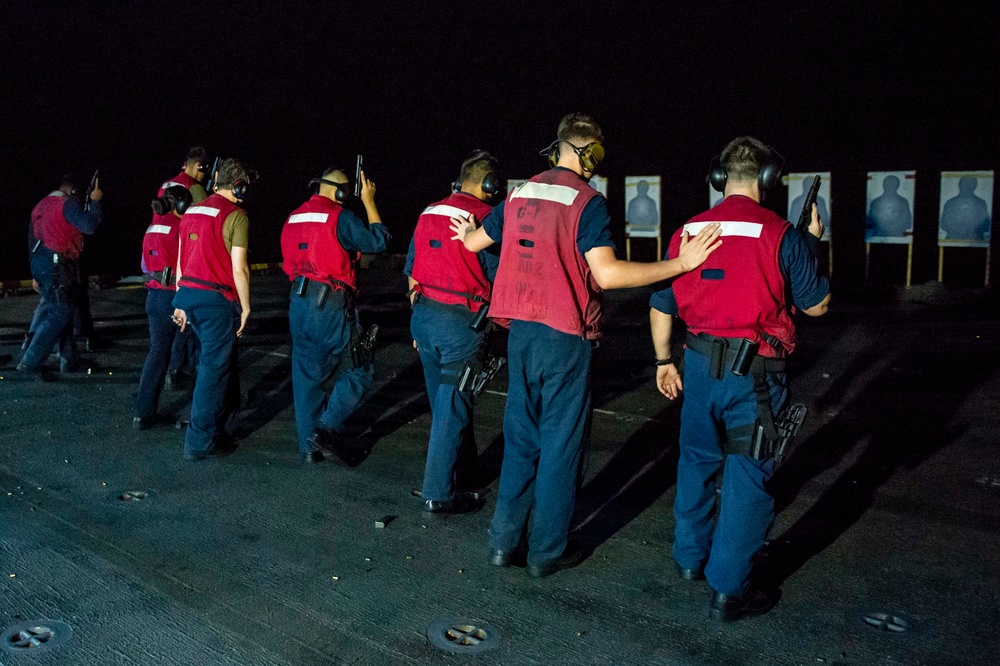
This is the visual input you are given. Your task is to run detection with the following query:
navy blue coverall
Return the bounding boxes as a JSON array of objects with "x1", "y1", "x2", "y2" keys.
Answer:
[
  {"x1": 404, "y1": 219, "x2": 499, "y2": 501},
  {"x1": 650, "y1": 224, "x2": 829, "y2": 596},
  {"x1": 480, "y1": 179, "x2": 614, "y2": 567},
  {"x1": 21, "y1": 196, "x2": 101, "y2": 371},
  {"x1": 289, "y1": 209, "x2": 389, "y2": 454}
]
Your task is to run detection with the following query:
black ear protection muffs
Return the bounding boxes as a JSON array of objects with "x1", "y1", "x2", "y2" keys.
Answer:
[
  {"x1": 707, "y1": 146, "x2": 785, "y2": 193},
  {"x1": 151, "y1": 185, "x2": 193, "y2": 216},
  {"x1": 541, "y1": 140, "x2": 605, "y2": 172},
  {"x1": 309, "y1": 174, "x2": 350, "y2": 203},
  {"x1": 196, "y1": 161, "x2": 209, "y2": 173},
  {"x1": 481, "y1": 171, "x2": 500, "y2": 197},
  {"x1": 707, "y1": 155, "x2": 727, "y2": 193},
  {"x1": 232, "y1": 179, "x2": 249, "y2": 201},
  {"x1": 758, "y1": 147, "x2": 785, "y2": 191},
  {"x1": 174, "y1": 187, "x2": 193, "y2": 215}
]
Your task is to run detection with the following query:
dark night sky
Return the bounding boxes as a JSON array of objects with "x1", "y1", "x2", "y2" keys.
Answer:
[{"x1": 2, "y1": 2, "x2": 997, "y2": 284}]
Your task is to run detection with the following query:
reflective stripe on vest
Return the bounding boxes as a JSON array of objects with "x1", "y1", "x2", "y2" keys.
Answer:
[
  {"x1": 510, "y1": 182, "x2": 581, "y2": 206},
  {"x1": 287, "y1": 212, "x2": 329, "y2": 224},
  {"x1": 683, "y1": 221, "x2": 764, "y2": 238},
  {"x1": 186, "y1": 205, "x2": 221, "y2": 217}
]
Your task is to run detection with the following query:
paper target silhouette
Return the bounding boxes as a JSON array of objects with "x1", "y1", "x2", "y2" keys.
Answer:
[
  {"x1": 938, "y1": 171, "x2": 993, "y2": 247},
  {"x1": 865, "y1": 171, "x2": 916, "y2": 244},
  {"x1": 625, "y1": 176, "x2": 661, "y2": 239}
]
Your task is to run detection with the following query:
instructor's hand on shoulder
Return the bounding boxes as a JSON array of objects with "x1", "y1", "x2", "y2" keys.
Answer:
[
  {"x1": 449, "y1": 214, "x2": 477, "y2": 242},
  {"x1": 677, "y1": 223, "x2": 723, "y2": 271}
]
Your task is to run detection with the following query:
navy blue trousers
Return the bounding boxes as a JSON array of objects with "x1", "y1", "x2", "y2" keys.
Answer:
[
  {"x1": 489, "y1": 321, "x2": 592, "y2": 566},
  {"x1": 20, "y1": 253, "x2": 78, "y2": 370},
  {"x1": 289, "y1": 285, "x2": 374, "y2": 454},
  {"x1": 672, "y1": 348, "x2": 787, "y2": 596},
  {"x1": 135, "y1": 288, "x2": 178, "y2": 419},
  {"x1": 172, "y1": 287, "x2": 241, "y2": 456},
  {"x1": 410, "y1": 300, "x2": 484, "y2": 501}
]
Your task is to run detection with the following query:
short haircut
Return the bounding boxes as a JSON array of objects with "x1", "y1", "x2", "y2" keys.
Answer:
[
  {"x1": 720, "y1": 136, "x2": 772, "y2": 183},
  {"x1": 321, "y1": 166, "x2": 349, "y2": 183},
  {"x1": 215, "y1": 158, "x2": 250, "y2": 190},
  {"x1": 460, "y1": 151, "x2": 498, "y2": 186},
  {"x1": 557, "y1": 113, "x2": 604, "y2": 145},
  {"x1": 60, "y1": 174, "x2": 84, "y2": 193},
  {"x1": 186, "y1": 146, "x2": 208, "y2": 165}
]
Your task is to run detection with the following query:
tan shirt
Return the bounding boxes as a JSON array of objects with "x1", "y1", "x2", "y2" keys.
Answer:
[{"x1": 222, "y1": 210, "x2": 249, "y2": 252}]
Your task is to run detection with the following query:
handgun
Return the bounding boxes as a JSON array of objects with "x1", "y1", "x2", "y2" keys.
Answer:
[
  {"x1": 204, "y1": 157, "x2": 221, "y2": 194},
  {"x1": 84, "y1": 169, "x2": 99, "y2": 212},
  {"x1": 796, "y1": 175, "x2": 822, "y2": 234},
  {"x1": 354, "y1": 155, "x2": 363, "y2": 198}
]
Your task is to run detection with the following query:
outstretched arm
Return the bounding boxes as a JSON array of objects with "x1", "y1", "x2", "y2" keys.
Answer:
[
  {"x1": 449, "y1": 214, "x2": 495, "y2": 252},
  {"x1": 586, "y1": 224, "x2": 723, "y2": 290}
]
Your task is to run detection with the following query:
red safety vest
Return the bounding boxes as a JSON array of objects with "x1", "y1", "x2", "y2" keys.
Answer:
[
  {"x1": 489, "y1": 169, "x2": 603, "y2": 339},
  {"x1": 177, "y1": 193, "x2": 243, "y2": 301},
  {"x1": 410, "y1": 192, "x2": 494, "y2": 312},
  {"x1": 31, "y1": 192, "x2": 84, "y2": 259},
  {"x1": 280, "y1": 195, "x2": 357, "y2": 292},
  {"x1": 669, "y1": 194, "x2": 794, "y2": 357},
  {"x1": 158, "y1": 171, "x2": 198, "y2": 195},
  {"x1": 143, "y1": 172, "x2": 202, "y2": 290}
]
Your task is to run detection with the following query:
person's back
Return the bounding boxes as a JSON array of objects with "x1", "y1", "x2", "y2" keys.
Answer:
[
  {"x1": 407, "y1": 151, "x2": 502, "y2": 515},
  {"x1": 671, "y1": 194, "x2": 794, "y2": 357},
  {"x1": 649, "y1": 136, "x2": 829, "y2": 623},
  {"x1": 490, "y1": 167, "x2": 602, "y2": 339}
]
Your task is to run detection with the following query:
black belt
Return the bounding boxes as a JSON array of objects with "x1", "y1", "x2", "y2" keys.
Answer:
[
  {"x1": 293, "y1": 275, "x2": 353, "y2": 312},
  {"x1": 417, "y1": 283, "x2": 485, "y2": 303},
  {"x1": 412, "y1": 292, "x2": 475, "y2": 316},
  {"x1": 293, "y1": 275, "x2": 354, "y2": 296},
  {"x1": 144, "y1": 268, "x2": 175, "y2": 287},
  {"x1": 179, "y1": 276, "x2": 231, "y2": 292},
  {"x1": 685, "y1": 332, "x2": 785, "y2": 380}
]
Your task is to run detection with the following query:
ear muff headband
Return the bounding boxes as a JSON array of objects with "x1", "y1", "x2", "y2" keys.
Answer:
[
  {"x1": 707, "y1": 146, "x2": 785, "y2": 193},
  {"x1": 542, "y1": 140, "x2": 604, "y2": 172},
  {"x1": 310, "y1": 177, "x2": 350, "y2": 203},
  {"x1": 544, "y1": 140, "x2": 561, "y2": 168}
]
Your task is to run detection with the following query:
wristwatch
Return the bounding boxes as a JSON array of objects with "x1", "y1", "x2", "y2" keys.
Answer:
[{"x1": 655, "y1": 358, "x2": 674, "y2": 367}]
